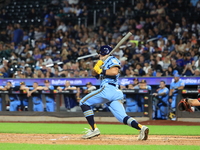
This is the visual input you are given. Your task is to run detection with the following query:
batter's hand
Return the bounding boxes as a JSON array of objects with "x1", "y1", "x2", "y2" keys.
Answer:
[
  {"x1": 95, "y1": 60, "x2": 104, "y2": 67},
  {"x1": 93, "y1": 60, "x2": 104, "y2": 74}
]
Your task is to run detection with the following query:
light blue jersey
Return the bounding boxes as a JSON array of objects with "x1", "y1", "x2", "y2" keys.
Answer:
[
  {"x1": 153, "y1": 87, "x2": 169, "y2": 120},
  {"x1": 100, "y1": 56, "x2": 120, "y2": 87},
  {"x1": 29, "y1": 87, "x2": 43, "y2": 112},
  {"x1": 79, "y1": 46, "x2": 145, "y2": 133},
  {"x1": 134, "y1": 85, "x2": 152, "y2": 91},
  {"x1": 44, "y1": 85, "x2": 55, "y2": 112},
  {"x1": 170, "y1": 80, "x2": 185, "y2": 96},
  {"x1": 80, "y1": 56, "x2": 126, "y2": 123},
  {"x1": 170, "y1": 79, "x2": 185, "y2": 110},
  {"x1": 158, "y1": 87, "x2": 169, "y2": 104}
]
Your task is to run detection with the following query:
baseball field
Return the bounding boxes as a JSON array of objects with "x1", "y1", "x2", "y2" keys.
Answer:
[{"x1": 0, "y1": 120, "x2": 200, "y2": 150}]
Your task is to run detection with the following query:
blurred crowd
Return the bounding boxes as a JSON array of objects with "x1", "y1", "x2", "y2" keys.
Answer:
[{"x1": 0, "y1": 0, "x2": 200, "y2": 79}]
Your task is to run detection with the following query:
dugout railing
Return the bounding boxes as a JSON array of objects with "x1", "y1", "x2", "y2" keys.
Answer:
[{"x1": 0, "y1": 89, "x2": 153, "y2": 119}]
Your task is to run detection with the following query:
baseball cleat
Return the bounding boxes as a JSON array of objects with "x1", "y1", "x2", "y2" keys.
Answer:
[
  {"x1": 137, "y1": 126, "x2": 149, "y2": 140},
  {"x1": 82, "y1": 128, "x2": 100, "y2": 139}
]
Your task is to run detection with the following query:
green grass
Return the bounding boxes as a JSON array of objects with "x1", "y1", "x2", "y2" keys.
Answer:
[
  {"x1": 0, "y1": 123, "x2": 199, "y2": 136},
  {"x1": 0, "y1": 143, "x2": 199, "y2": 150},
  {"x1": 0, "y1": 123, "x2": 199, "y2": 150}
]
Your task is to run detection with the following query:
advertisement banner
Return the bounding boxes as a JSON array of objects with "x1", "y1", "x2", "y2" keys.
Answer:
[{"x1": 0, "y1": 77, "x2": 200, "y2": 87}]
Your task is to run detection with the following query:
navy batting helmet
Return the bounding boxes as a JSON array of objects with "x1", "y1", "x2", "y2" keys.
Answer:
[{"x1": 98, "y1": 45, "x2": 112, "y2": 56}]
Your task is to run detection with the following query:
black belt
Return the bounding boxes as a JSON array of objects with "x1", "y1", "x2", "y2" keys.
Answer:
[
  {"x1": 108, "y1": 83, "x2": 116, "y2": 86},
  {"x1": 10, "y1": 100, "x2": 15, "y2": 102},
  {"x1": 126, "y1": 104, "x2": 136, "y2": 107}
]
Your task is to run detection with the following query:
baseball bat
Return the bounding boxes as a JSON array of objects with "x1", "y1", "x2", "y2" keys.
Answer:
[
  {"x1": 102, "y1": 32, "x2": 132, "y2": 61},
  {"x1": 76, "y1": 53, "x2": 98, "y2": 61}
]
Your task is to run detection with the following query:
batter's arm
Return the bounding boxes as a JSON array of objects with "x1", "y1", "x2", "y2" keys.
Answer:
[
  {"x1": 177, "y1": 86, "x2": 184, "y2": 90},
  {"x1": 105, "y1": 66, "x2": 119, "y2": 76}
]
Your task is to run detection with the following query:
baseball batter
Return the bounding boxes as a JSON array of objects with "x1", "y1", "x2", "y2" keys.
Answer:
[{"x1": 79, "y1": 45, "x2": 149, "y2": 140}]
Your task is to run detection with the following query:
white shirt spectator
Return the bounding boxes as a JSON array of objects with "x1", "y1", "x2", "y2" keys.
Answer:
[
  {"x1": 56, "y1": 22, "x2": 67, "y2": 32},
  {"x1": 44, "y1": 56, "x2": 54, "y2": 65},
  {"x1": 15, "y1": 45, "x2": 24, "y2": 55},
  {"x1": 113, "y1": 49, "x2": 124, "y2": 59},
  {"x1": 143, "y1": 65, "x2": 151, "y2": 74},
  {"x1": 67, "y1": 0, "x2": 79, "y2": 5}
]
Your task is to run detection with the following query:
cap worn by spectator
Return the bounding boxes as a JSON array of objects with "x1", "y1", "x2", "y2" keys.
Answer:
[
  {"x1": 140, "y1": 79, "x2": 146, "y2": 83},
  {"x1": 20, "y1": 81, "x2": 25, "y2": 85},
  {"x1": 143, "y1": 47, "x2": 148, "y2": 51},
  {"x1": 186, "y1": 52, "x2": 191, "y2": 57},
  {"x1": 176, "y1": 23, "x2": 179, "y2": 26},
  {"x1": 86, "y1": 82, "x2": 92, "y2": 85},
  {"x1": 133, "y1": 78, "x2": 139, "y2": 82},
  {"x1": 157, "y1": 54, "x2": 162, "y2": 58},
  {"x1": 156, "y1": 69, "x2": 162, "y2": 73},
  {"x1": 44, "y1": 79, "x2": 50, "y2": 83},
  {"x1": 173, "y1": 70, "x2": 179, "y2": 75},
  {"x1": 157, "y1": 35, "x2": 162, "y2": 39}
]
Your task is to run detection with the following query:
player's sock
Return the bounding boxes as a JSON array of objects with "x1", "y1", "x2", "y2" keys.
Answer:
[
  {"x1": 81, "y1": 104, "x2": 96, "y2": 130},
  {"x1": 123, "y1": 116, "x2": 141, "y2": 130}
]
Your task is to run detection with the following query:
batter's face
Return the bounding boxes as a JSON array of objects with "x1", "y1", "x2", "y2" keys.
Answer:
[{"x1": 99, "y1": 54, "x2": 108, "y2": 60}]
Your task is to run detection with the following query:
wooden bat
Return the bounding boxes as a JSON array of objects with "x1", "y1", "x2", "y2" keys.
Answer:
[{"x1": 102, "y1": 32, "x2": 132, "y2": 61}]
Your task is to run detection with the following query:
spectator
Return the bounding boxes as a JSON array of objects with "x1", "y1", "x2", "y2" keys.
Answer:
[
  {"x1": 194, "y1": 68, "x2": 200, "y2": 76},
  {"x1": 143, "y1": 61, "x2": 151, "y2": 74},
  {"x1": 12, "y1": 24, "x2": 23, "y2": 46},
  {"x1": 135, "y1": 63, "x2": 146, "y2": 76}
]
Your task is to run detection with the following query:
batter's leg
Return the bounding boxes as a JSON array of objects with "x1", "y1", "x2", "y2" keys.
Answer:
[{"x1": 107, "y1": 100, "x2": 149, "y2": 140}]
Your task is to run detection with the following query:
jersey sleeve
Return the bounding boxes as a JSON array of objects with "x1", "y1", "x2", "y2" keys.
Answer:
[
  {"x1": 163, "y1": 88, "x2": 169, "y2": 95},
  {"x1": 49, "y1": 85, "x2": 55, "y2": 90},
  {"x1": 179, "y1": 81, "x2": 185, "y2": 87},
  {"x1": 110, "y1": 58, "x2": 121, "y2": 68},
  {"x1": 29, "y1": 87, "x2": 34, "y2": 91},
  {"x1": 104, "y1": 57, "x2": 121, "y2": 69}
]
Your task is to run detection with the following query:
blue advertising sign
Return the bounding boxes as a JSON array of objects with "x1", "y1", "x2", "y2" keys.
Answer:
[{"x1": 0, "y1": 77, "x2": 200, "y2": 87}]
